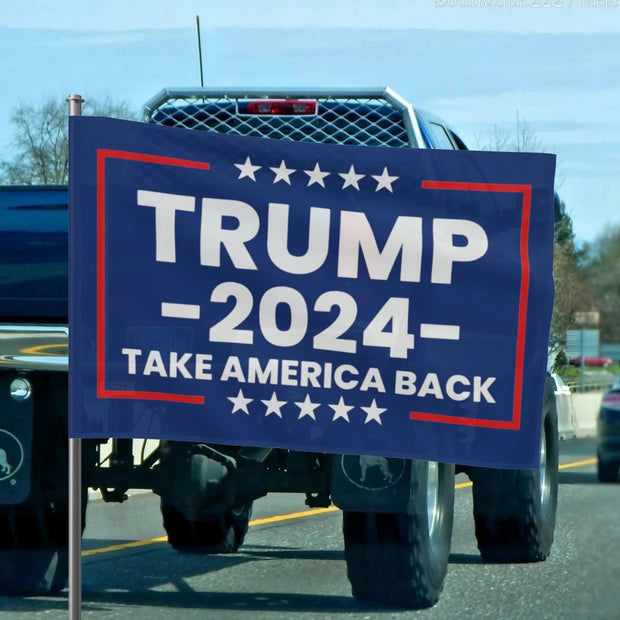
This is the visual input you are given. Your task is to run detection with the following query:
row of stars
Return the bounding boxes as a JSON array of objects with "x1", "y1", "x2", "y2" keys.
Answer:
[
  {"x1": 227, "y1": 389, "x2": 386, "y2": 425},
  {"x1": 234, "y1": 156, "x2": 398, "y2": 193}
]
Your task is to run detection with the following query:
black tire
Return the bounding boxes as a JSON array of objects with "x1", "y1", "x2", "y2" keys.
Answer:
[
  {"x1": 0, "y1": 373, "x2": 88, "y2": 596},
  {"x1": 470, "y1": 380, "x2": 558, "y2": 563},
  {"x1": 158, "y1": 442, "x2": 252, "y2": 554},
  {"x1": 597, "y1": 456, "x2": 618, "y2": 483},
  {"x1": 342, "y1": 460, "x2": 455, "y2": 609},
  {"x1": 0, "y1": 504, "x2": 70, "y2": 595},
  {"x1": 161, "y1": 501, "x2": 252, "y2": 553}
]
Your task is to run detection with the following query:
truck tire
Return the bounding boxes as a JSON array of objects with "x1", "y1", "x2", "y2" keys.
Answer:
[
  {"x1": 342, "y1": 460, "x2": 455, "y2": 609},
  {"x1": 158, "y1": 442, "x2": 252, "y2": 553},
  {"x1": 597, "y1": 456, "x2": 618, "y2": 483},
  {"x1": 161, "y1": 501, "x2": 252, "y2": 553},
  {"x1": 470, "y1": 382, "x2": 558, "y2": 563},
  {"x1": 0, "y1": 501, "x2": 70, "y2": 595}
]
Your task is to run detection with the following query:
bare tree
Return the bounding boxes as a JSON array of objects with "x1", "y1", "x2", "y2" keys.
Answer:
[
  {"x1": 0, "y1": 95, "x2": 135, "y2": 185},
  {"x1": 476, "y1": 115, "x2": 544, "y2": 153},
  {"x1": 476, "y1": 118, "x2": 590, "y2": 358}
]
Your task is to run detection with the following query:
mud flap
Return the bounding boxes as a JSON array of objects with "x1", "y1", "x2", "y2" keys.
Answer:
[
  {"x1": 0, "y1": 374, "x2": 33, "y2": 505},
  {"x1": 331, "y1": 454, "x2": 413, "y2": 513}
]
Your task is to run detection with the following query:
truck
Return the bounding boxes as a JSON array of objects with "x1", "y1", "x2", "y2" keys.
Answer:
[{"x1": 0, "y1": 88, "x2": 559, "y2": 608}]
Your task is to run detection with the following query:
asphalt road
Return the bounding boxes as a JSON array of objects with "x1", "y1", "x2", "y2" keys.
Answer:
[{"x1": 0, "y1": 438, "x2": 618, "y2": 619}]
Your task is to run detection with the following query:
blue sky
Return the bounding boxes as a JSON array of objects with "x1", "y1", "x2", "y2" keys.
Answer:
[{"x1": 1, "y1": 0, "x2": 618, "y2": 244}]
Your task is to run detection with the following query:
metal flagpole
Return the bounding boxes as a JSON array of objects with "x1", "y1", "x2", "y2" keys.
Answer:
[{"x1": 67, "y1": 93, "x2": 84, "y2": 620}]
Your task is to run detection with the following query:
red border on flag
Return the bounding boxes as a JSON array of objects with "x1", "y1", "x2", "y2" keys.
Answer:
[
  {"x1": 409, "y1": 181, "x2": 532, "y2": 431},
  {"x1": 96, "y1": 159, "x2": 532, "y2": 424},
  {"x1": 96, "y1": 149, "x2": 209, "y2": 404}
]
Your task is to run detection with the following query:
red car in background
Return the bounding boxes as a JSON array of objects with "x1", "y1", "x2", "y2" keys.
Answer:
[{"x1": 570, "y1": 356, "x2": 614, "y2": 367}]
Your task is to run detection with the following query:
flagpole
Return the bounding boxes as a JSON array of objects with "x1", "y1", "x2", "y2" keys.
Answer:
[
  {"x1": 196, "y1": 15, "x2": 204, "y2": 88},
  {"x1": 67, "y1": 93, "x2": 84, "y2": 620}
]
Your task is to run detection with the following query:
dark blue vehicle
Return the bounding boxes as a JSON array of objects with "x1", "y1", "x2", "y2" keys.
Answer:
[
  {"x1": 597, "y1": 377, "x2": 620, "y2": 481},
  {"x1": 0, "y1": 88, "x2": 558, "y2": 606},
  {"x1": 0, "y1": 185, "x2": 68, "y2": 320},
  {"x1": 0, "y1": 185, "x2": 70, "y2": 595}
]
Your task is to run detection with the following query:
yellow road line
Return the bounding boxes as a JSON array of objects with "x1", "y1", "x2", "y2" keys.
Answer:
[
  {"x1": 250, "y1": 506, "x2": 338, "y2": 526},
  {"x1": 82, "y1": 455, "x2": 597, "y2": 558},
  {"x1": 81, "y1": 508, "x2": 339, "y2": 557},
  {"x1": 558, "y1": 457, "x2": 596, "y2": 470},
  {"x1": 82, "y1": 536, "x2": 167, "y2": 557}
]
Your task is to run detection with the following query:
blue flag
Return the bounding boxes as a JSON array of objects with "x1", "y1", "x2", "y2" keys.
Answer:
[{"x1": 69, "y1": 116, "x2": 556, "y2": 469}]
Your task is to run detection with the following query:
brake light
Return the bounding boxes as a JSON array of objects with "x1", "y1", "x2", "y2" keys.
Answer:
[{"x1": 244, "y1": 100, "x2": 317, "y2": 115}]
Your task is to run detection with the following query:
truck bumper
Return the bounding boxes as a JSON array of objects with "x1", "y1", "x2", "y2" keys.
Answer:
[
  {"x1": 0, "y1": 324, "x2": 68, "y2": 505},
  {"x1": 0, "y1": 325, "x2": 68, "y2": 372}
]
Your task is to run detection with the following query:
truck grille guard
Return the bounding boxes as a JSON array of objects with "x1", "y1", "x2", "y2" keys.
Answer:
[{"x1": 142, "y1": 87, "x2": 425, "y2": 149}]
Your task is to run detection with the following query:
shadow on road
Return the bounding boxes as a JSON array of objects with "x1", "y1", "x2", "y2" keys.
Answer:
[
  {"x1": 74, "y1": 544, "x2": 488, "y2": 613},
  {"x1": 80, "y1": 589, "x2": 367, "y2": 614},
  {"x1": 448, "y1": 553, "x2": 483, "y2": 565},
  {"x1": 241, "y1": 544, "x2": 344, "y2": 562},
  {"x1": 559, "y1": 470, "x2": 600, "y2": 485},
  {"x1": 0, "y1": 548, "x2": 508, "y2": 615},
  {"x1": 0, "y1": 595, "x2": 72, "y2": 614}
]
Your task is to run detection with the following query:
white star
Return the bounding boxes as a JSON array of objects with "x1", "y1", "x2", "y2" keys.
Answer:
[
  {"x1": 234, "y1": 156, "x2": 261, "y2": 181},
  {"x1": 227, "y1": 389, "x2": 253, "y2": 415},
  {"x1": 304, "y1": 162, "x2": 330, "y2": 188},
  {"x1": 338, "y1": 165, "x2": 365, "y2": 190},
  {"x1": 270, "y1": 160, "x2": 296, "y2": 185},
  {"x1": 372, "y1": 167, "x2": 398, "y2": 193},
  {"x1": 261, "y1": 392, "x2": 286, "y2": 418},
  {"x1": 295, "y1": 394, "x2": 320, "y2": 420},
  {"x1": 361, "y1": 399, "x2": 387, "y2": 425},
  {"x1": 329, "y1": 396, "x2": 354, "y2": 423}
]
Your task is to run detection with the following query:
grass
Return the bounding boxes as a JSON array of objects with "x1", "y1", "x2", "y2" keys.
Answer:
[
  {"x1": 556, "y1": 364, "x2": 620, "y2": 380},
  {"x1": 555, "y1": 363, "x2": 619, "y2": 392}
]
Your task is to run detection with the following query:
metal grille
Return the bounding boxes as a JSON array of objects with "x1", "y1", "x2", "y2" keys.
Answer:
[{"x1": 143, "y1": 91, "x2": 412, "y2": 148}]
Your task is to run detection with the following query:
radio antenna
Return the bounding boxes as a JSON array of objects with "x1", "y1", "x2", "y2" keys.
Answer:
[{"x1": 196, "y1": 15, "x2": 204, "y2": 87}]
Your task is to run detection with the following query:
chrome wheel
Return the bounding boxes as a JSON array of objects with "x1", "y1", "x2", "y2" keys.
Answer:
[
  {"x1": 427, "y1": 461, "x2": 441, "y2": 545},
  {"x1": 539, "y1": 424, "x2": 551, "y2": 517}
]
